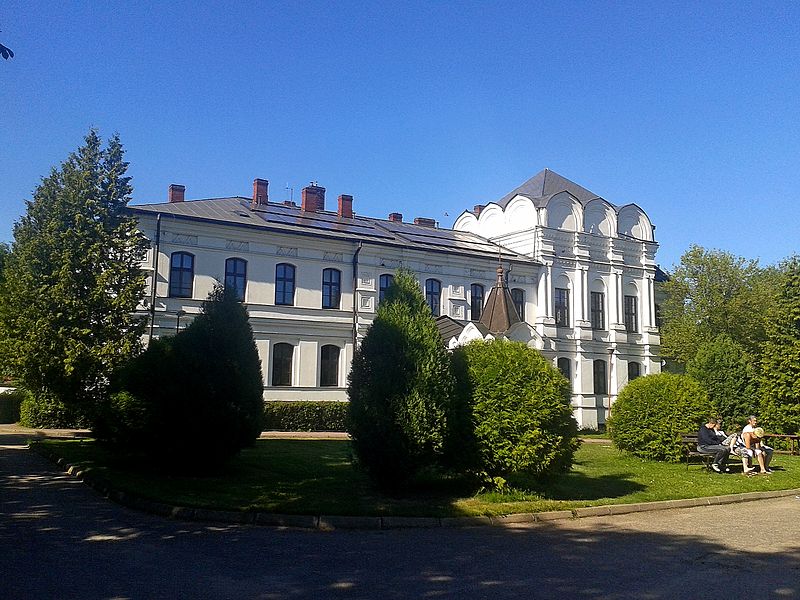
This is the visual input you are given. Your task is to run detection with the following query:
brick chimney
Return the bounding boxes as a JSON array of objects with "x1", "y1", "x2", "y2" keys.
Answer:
[
  {"x1": 301, "y1": 184, "x2": 326, "y2": 212},
  {"x1": 252, "y1": 178, "x2": 268, "y2": 208},
  {"x1": 168, "y1": 184, "x2": 185, "y2": 203},
  {"x1": 414, "y1": 217, "x2": 436, "y2": 227},
  {"x1": 474, "y1": 204, "x2": 484, "y2": 216},
  {"x1": 338, "y1": 194, "x2": 353, "y2": 219},
  {"x1": 388, "y1": 212, "x2": 403, "y2": 222}
]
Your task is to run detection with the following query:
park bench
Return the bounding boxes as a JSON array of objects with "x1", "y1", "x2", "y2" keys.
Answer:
[{"x1": 680, "y1": 433, "x2": 716, "y2": 471}]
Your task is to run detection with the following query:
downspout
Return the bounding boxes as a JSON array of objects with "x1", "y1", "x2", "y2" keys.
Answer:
[
  {"x1": 148, "y1": 213, "x2": 162, "y2": 344},
  {"x1": 352, "y1": 241, "x2": 363, "y2": 349}
]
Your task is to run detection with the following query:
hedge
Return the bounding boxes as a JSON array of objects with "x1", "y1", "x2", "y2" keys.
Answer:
[
  {"x1": 0, "y1": 389, "x2": 23, "y2": 423},
  {"x1": 263, "y1": 401, "x2": 349, "y2": 432}
]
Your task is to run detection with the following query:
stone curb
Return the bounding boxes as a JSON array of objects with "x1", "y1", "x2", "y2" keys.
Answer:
[{"x1": 30, "y1": 443, "x2": 800, "y2": 532}]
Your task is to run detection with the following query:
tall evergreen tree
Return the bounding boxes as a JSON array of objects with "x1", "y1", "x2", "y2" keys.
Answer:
[
  {"x1": 347, "y1": 268, "x2": 455, "y2": 489},
  {"x1": 0, "y1": 131, "x2": 147, "y2": 419},
  {"x1": 760, "y1": 256, "x2": 800, "y2": 434}
]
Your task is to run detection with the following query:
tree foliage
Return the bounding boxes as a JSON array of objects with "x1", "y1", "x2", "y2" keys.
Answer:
[
  {"x1": 659, "y1": 245, "x2": 778, "y2": 367},
  {"x1": 347, "y1": 268, "x2": 455, "y2": 489},
  {"x1": 685, "y1": 334, "x2": 759, "y2": 427},
  {"x1": 99, "y1": 284, "x2": 265, "y2": 468},
  {"x1": 0, "y1": 131, "x2": 148, "y2": 421},
  {"x1": 608, "y1": 373, "x2": 712, "y2": 462},
  {"x1": 450, "y1": 339, "x2": 579, "y2": 479},
  {"x1": 760, "y1": 256, "x2": 800, "y2": 434}
]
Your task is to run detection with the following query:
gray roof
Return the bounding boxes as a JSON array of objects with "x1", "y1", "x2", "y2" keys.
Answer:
[
  {"x1": 495, "y1": 169, "x2": 602, "y2": 208},
  {"x1": 129, "y1": 197, "x2": 533, "y2": 263},
  {"x1": 435, "y1": 315, "x2": 466, "y2": 341}
]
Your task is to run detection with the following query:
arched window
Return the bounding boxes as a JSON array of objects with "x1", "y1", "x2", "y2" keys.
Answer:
[
  {"x1": 593, "y1": 359, "x2": 607, "y2": 395},
  {"x1": 271, "y1": 343, "x2": 293, "y2": 386},
  {"x1": 275, "y1": 263, "x2": 295, "y2": 306},
  {"x1": 169, "y1": 252, "x2": 194, "y2": 298},
  {"x1": 511, "y1": 288, "x2": 525, "y2": 321},
  {"x1": 322, "y1": 268, "x2": 341, "y2": 309},
  {"x1": 470, "y1": 283, "x2": 484, "y2": 321},
  {"x1": 557, "y1": 357, "x2": 571, "y2": 383},
  {"x1": 590, "y1": 291, "x2": 605, "y2": 330},
  {"x1": 425, "y1": 279, "x2": 441, "y2": 316},
  {"x1": 379, "y1": 273, "x2": 395, "y2": 304},
  {"x1": 320, "y1": 345, "x2": 340, "y2": 387},
  {"x1": 628, "y1": 361, "x2": 641, "y2": 382},
  {"x1": 225, "y1": 257, "x2": 247, "y2": 302}
]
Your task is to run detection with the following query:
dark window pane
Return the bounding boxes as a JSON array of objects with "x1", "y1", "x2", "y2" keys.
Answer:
[
  {"x1": 470, "y1": 283, "x2": 484, "y2": 321},
  {"x1": 425, "y1": 279, "x2": 441, "y2": 316},
  {"x1": 593, "y1": 359, "x2": 607, "y2": 394},
  {"x1": 276, "y1": 263, "x2": 295, "y2": 306},
  {"x1": 590, "y1": 291, "x2": 605, "y2": 330},
  {"x1": 169, "y1": 252, "x2": 194, "y2": 298},
  {"x1": 272, "y1": 343, "x2": 293, "y2": 386},
  {"x1": 628, "y1": 361, "x2": 641, "y2": 382},
  {"x1": 322, "y1": 268, "x2": 341, "y2": 309},
  {"x1": 379, "y1": 274, "x2": 394, "y2": 304},
  {"x1": 511, "y1": 288, "x2": 525, "y2": 321},
  {"x1": 225, "y1": 257, "x2": 247, "y2": 302},
  {"x1": 557, "y1": 357, "x2": 571, "y2": 381},
  {"x1": 624, "y1": 295, "x2": 638, "y2": 333},
  {"x1": 320, "y1": 345, "x2": 340, "y2": 387},
  {"x1": 555, "y1": 287, "x2": 570, "y2": 327}
]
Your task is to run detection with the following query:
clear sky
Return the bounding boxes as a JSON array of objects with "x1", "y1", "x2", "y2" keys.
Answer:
[{"x1": 2, "y1": 1, "x2": 799, "y2": 269}]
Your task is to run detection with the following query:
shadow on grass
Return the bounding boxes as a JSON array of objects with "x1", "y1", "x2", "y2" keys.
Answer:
[{"x1": 508, "y1": 470, "x2": 646, "y2": 501}]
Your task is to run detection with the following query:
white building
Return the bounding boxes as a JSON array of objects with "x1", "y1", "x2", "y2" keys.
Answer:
[{"x1": 130, "y1": 169, "x2": 660, "y2": 429}]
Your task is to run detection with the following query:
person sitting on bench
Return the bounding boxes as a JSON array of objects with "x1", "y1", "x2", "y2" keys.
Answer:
[
  {"x1": 743, "y1": 416, "x2": 773, "y2": 474},
  {"x1": 697, "y1": 416, "x2": 730, "y2": 473}
]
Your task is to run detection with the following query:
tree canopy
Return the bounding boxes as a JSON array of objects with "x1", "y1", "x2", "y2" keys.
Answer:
[{"x1": 0, "y1": 130, "x2": 148, "y2": 418}]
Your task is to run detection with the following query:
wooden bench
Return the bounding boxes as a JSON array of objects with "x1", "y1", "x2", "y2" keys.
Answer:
[{"x1": 680, "y1": 434, "x2": 715, "y2": 471}]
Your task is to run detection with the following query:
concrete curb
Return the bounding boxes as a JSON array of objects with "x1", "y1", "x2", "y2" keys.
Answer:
[{"x1": 29, "y1": 442, "x2": 800, "y2": 532}]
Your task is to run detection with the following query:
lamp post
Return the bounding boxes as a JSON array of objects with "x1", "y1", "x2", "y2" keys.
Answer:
[{"x1": 176, "y1": 310, "x2": 186, "y2": 333}]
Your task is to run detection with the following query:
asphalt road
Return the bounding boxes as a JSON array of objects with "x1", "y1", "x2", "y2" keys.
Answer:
[{"x1": 2, "y1": 431, "x2": 799, "y2": 600}]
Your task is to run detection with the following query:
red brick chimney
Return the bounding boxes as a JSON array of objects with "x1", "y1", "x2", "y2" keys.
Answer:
[
  {"x1": 474, "y1": 204, "x2": 484, "y2": 216},
  {"x1": 168, "y1": 184, "x2": 185, "y2": 203},
  {"x1": 338, "y1": 194, "x2": 353, "y2": 218},
  {"x1": 252, "y1": 178, "x2": 268, "y2": 208},
  {"x1": 301, "y1": 184, "x2": 326, "y2": 212},
  {"x1": 414, "y1": 217, "x2": 436, "y2": 227},
  {"x1": 388, "y1": 212, "x2": 403, "y2": 222}
]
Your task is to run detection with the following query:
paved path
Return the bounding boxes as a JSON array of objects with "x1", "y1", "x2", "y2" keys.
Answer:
[{"x1": 2, "y1": 430, "x2": 800, "y2": 599}]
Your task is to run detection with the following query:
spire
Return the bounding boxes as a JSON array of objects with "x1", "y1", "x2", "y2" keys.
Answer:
[{"x1": 478, "y1": 264, "x2": 522, "y2": 335}]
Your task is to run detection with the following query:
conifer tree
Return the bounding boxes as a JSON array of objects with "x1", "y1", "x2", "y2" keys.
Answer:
[{"x1": 0, "y1": 131, "x2": 148, "y2": 421}]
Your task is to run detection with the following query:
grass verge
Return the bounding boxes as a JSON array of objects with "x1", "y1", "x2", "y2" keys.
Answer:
[{"x1": 36, "y1": 438, "x2": 800, "y2": 518}]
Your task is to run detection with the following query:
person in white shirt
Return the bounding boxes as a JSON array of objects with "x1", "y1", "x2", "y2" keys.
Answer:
[{"x1": 742, "y1": 415, "x2": 773, "y2": 474}]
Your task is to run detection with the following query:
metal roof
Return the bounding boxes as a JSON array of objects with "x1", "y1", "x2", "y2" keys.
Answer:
[
  {"x1": 129, "y1": 197, "x2": 534, "y2": 263},
  {"x1": 495, "y1": 168, "x2": 602, "y2": 208}
]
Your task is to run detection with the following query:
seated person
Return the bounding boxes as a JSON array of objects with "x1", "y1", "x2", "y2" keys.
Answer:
[
  {"x1": 728, "y1": 432, "x2": 757, "y2": 475},
  {"x1": 742, "y1": 416, "x2": 774, "y2": 474},
  {"x1": 697, "y1": 417, "x2": 730, "y2": 473}
]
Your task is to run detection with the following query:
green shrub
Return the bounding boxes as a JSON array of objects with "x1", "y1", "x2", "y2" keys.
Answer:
[
  {"x1": 263, "y1": 401, "x2": 348, "y2": 431},
  {"x1": 348, "y1": 269, "x2": 455, "y2": 489},
  {"x1": 685, "y1": 334, "x2": 758, "y2": 426},
  {"x1": 101, "y1": 285, "x2": 264, "y2": 469},
  {"x1": 450, "y1": 339, "x2": 580, "y2": 478},
  {"x1": 0, "y1": 388, "x2": 24, "y2": 423},
  {"x1": 19, "y1": 389, "x2": 88, "y2": 429},
  {"x1": 608, "y1": 373, "x2": 712, "y2": 462}
]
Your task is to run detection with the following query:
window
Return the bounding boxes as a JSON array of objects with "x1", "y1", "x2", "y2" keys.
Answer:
[
  {"x1": 557, "y1": 357, "x2": 571, "y2": 382},
  {"x1": 593, "y1": 359, "x2": 607, "y2": 395},
  {"x1": 555, "y1": 287, "x2": 570, "y2": 327},
  {"x1": 271, "y1": 343, "x2": 293, "y2": 386},
  {"x1": 624, "y1": 295, "x2": 638, "y2": 333},
  {"x1": 628, "y1": 361, "x2": 641, "y2": 382},
  {"x1": 379, "y1": 273, "x2": 394, "y2": 304},
  {"x1": 470, "y1": 283, "x2": 484, "y2": 321},
  {"x1": 590, "y1": 291, "x2": 605, "y2": 330},
  {"x1": 322, "y1": 268, "x2": 341, "y2": 309},
  {"x1": 320, "y1": 345, "x2": 340, "y2": 387},
  {"x1": 168, "y1": 252, "x2": 194, "y2": 298},
  {"x1": 511, "y1": 288, "x2": 525, "y2": 321},
  {"x1": 225, "y1": 257, "x2": 247, "y2": 302},
  {"x1": 275, "y1": 263, "x2": 295, "y2": 306},
  {"x1": 425, "y1": 279, "x2": 441, "y2": 316}
]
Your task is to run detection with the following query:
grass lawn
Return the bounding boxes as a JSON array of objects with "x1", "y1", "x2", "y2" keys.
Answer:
[{"x1": 36, "y1": 438, "x2": 800, "y2": 518}]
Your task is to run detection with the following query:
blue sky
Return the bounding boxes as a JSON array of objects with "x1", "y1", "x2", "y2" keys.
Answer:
[{"x1": 2, "y1": 1, "x2": 798, "y2": 269}]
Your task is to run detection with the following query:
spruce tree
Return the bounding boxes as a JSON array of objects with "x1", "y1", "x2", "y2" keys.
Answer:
[
  {"x1": 0, "y1": 131, "x2": 147, "y2": 422},
  {"x1": 347, "y1": 268, "x2": 455, "y2": 489}
]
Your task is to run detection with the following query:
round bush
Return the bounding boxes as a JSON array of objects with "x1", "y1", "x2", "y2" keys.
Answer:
[
  {"x1": 451, "y1": 339, "x2": 580, "y2": 478},
  {"x1": 608, "y1": 373, "x2": 712, "y2": 462},
  {"x1": 19, "y1": 389, "x2": 88, "y2": 429}
]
